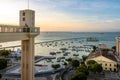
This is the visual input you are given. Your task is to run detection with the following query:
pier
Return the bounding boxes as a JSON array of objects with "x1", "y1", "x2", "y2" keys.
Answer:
[{"x1": 0, "y1": 37, "x2": 85, "y2": 50}]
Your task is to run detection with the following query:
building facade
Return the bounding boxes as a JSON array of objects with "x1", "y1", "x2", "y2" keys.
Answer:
[
  {"x1": 86, "y1": 50, "x2": 118, "y2": 72},
  {"x1": 20, "y1": 9, "x2": 35, "y2": 27}
]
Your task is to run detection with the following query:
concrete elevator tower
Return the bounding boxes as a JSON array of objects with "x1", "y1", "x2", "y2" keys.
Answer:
[
  {"x1": 0, "y1": 6, "x2": 39, "y2": 80},
  {"x1": 20, "y1": 9, "x2": 37, "y2": 80},
  {"x1": 116, "y1": 37, "x2": 120, "y2": 56},
  {"x1": 20, "y1": 9, "x2": 35, "y2": 27}
]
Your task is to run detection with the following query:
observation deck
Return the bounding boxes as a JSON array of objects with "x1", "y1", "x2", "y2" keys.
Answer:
[
  {"x1": 0, "y1": 25, "x2": 40, "y2": 42},
  {"x1": 0, "y1": 25, "x2": 40, "y2": 80}
]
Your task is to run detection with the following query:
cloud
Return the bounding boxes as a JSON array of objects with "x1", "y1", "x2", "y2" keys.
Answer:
[{"x1": 103, "y1": 19, "x2": 120, "y2": 23}]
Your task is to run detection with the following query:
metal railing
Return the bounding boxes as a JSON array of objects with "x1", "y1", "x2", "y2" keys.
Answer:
[{"x1": 0, "y1": 25, "x2": 40, "y2": 33}]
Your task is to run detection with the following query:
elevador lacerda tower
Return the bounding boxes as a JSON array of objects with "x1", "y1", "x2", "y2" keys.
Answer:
[
  {"x1": 20, "y1": 9, "x2": 40, "y2": 80},
  {"x1": 0, "y1": 9, "x2": 40, "y2": 80}
]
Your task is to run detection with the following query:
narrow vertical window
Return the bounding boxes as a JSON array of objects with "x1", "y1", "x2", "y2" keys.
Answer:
[
  {"x1": 23, "y1": 12, "x2": 25, "y2": 16},
  {"x1": 23, "y1": 17, "x2": 25, "y2": 21}
]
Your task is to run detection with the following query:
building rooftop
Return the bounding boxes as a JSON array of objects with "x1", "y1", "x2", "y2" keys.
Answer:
[{"x1": 87, "y1": 50, "x2": 117, "y2": 62}]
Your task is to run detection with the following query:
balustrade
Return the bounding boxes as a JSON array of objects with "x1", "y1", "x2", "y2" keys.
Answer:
[{"x1": 0, "y1": 25, "x2": 40, "y2": 33}]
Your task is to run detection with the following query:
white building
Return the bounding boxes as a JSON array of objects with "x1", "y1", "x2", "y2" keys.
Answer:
[
  {"x1": 97, "y1": 43, "x2": 107, "y2": 49},
  {"x1": 20, "y1": 9, "x2": 35, "y2": 27},
  {"x1": 11, "y1": 48, "x2": 21, "y2": 57}
]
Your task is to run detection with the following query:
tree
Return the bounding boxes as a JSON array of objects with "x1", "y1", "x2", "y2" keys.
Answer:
[
  {"x1": 87, "y1": 60, "x2": 97, "y2": 65},
  {"x1": 71, "y1": 60, "x2": 80, "y2": 68},
  {"x1": 0, "y1": 59, "x2": 7, "y2": 70},
  {"x1": 52, "y1": 64, "x2": 60, "y2": 70},
  {"x1": 0, "y1": 50, "x2": 10, "y2": 57},
  {"x1": 87, "y1": 60, "x2": 103, "y2": 73},
  {"x1": 70, "y1": 72, "x2": 87, "y2": 80},
  {"x1": 77, "y1": 64, "x2": 89, "y2": 75},
  {"x1": 82, "y1": 55, "x2": 88, "y2": 62},
  {"x1": 112, "y1": 46, "x2": 116, "y2": 51},
  {"x1": 66, "y1": 58, "x2": 72, "y2": 67},
  {"x1": 63, "y1": 62, "x2": 67, "y2": 68},
  {"x1": 92, "y1": 46, "x2": 97, "y2": 52},
  {"x1": 88, "y1": 63, "x2": 96, "y2": 73},
  {"x1": 66, "y1": 58, "x2": 72, "y2": 62},
  {"x1": 94, "y1": 63, "x2": 103, "y2": 73}
]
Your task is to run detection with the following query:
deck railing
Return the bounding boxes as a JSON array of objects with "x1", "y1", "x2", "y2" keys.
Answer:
[{"x1": 0, "y1": 25, "x2": 40, "y2": 33}]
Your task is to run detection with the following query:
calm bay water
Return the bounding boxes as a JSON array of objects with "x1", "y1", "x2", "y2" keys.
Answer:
[
  {"x1": 0, "y1": 32, "x2": 119, "y2": 56},
  {"x1": 37, "y1": 32, "x2": 119, "y2": 41}
]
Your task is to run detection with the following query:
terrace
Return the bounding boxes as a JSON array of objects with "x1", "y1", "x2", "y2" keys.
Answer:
[
  {"x1": 0, "y1": 25, "x2": 40, "y2": 33},
  {"x1": 0, "y1": 25, "x2": 40, "y2": 42}
]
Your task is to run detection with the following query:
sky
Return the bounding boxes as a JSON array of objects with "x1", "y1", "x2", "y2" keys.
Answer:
[{"x1": 0, "y1": 0, "x2": 120, "y2": 32}]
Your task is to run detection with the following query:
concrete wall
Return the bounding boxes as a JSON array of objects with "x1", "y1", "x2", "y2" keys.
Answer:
[{"x1": 20, "y1": 9, "x2": 35, "y2": 27}]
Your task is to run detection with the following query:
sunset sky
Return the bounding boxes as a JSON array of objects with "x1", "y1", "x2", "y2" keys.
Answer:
[{"x1": 0, "y1": 0, "x2": 120, "y2": 32}]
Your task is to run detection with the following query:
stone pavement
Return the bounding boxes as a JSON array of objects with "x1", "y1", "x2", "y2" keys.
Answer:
[
  {"x1": 88, "y1": 71, "x2": 120, "y2": 80},
  {"x1": 104, "y1": 71, "x2": 120, "y2": 80},
  {"x1": 87, "y1": 73, "x2": 104, "y2": 80}
]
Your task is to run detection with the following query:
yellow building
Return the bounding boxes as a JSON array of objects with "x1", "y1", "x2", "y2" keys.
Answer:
[{"x1": 86, "y1": 50, "x2": 118, "y2": 72}]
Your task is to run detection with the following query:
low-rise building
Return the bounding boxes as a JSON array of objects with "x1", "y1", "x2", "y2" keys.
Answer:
[
  {"x1": 97, "y1": 43, "x2": 107, "y2": 49},
  {"x1": 86, "y1": 50, "x2": 118, "y2": 72}
]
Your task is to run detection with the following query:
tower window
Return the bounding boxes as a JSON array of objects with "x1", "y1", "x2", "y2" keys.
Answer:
[
  {"x1": 23, "y1": 17, "x2": 25, "y2": 21},
  {"x1": 23, "y1": 12, "x2": 25, "y2": 16}
]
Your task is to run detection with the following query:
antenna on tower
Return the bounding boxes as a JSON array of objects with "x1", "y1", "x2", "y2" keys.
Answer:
[{"x1": 28, "y1": 0, "x2": 29, "y2": 9}]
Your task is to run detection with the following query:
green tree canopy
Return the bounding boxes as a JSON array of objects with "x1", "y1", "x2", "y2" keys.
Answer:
[
  {"x1": 87, "y1": 60, "x2": 103, "y2": 73},
  {"x1": 0, "y1": 59, "x2": 7, "y2": 70},
  {"x1": 87, "y1": 60, "x2": 97, "y2": 65},
  {"x1": 77, "y1": 64, "x2": 89, "y2": 75},
  {"x1": 92, "y1": 46, "x2": 97, "y2": 52},
  {"x1": 0, "y1": 50, "x2": 10, "y2": 57},
  {"x1": 52, "y1": 64, "x2": 60, "y2": 70},
  {"x1": 82, "y1": 55, "x2": 88, "y2": 62},
  {"x1": 63, "y1": 62, "x2": 67, "y2": 66},
  {"x1": 112, "y1": 46, "x2": 116, "y2": 51},
  {"x1": 94, "y1": 63, "x2": 103, "y2": 73},
  {"x1": 66, "y1": 58, "x2": 72, "y2": 62},
  {"x1": 71, "y1": 60, "x2": 80, "y2": 68},
  {"x1": 70, "y1": 72, "x2": 87, "y2": 80}
]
